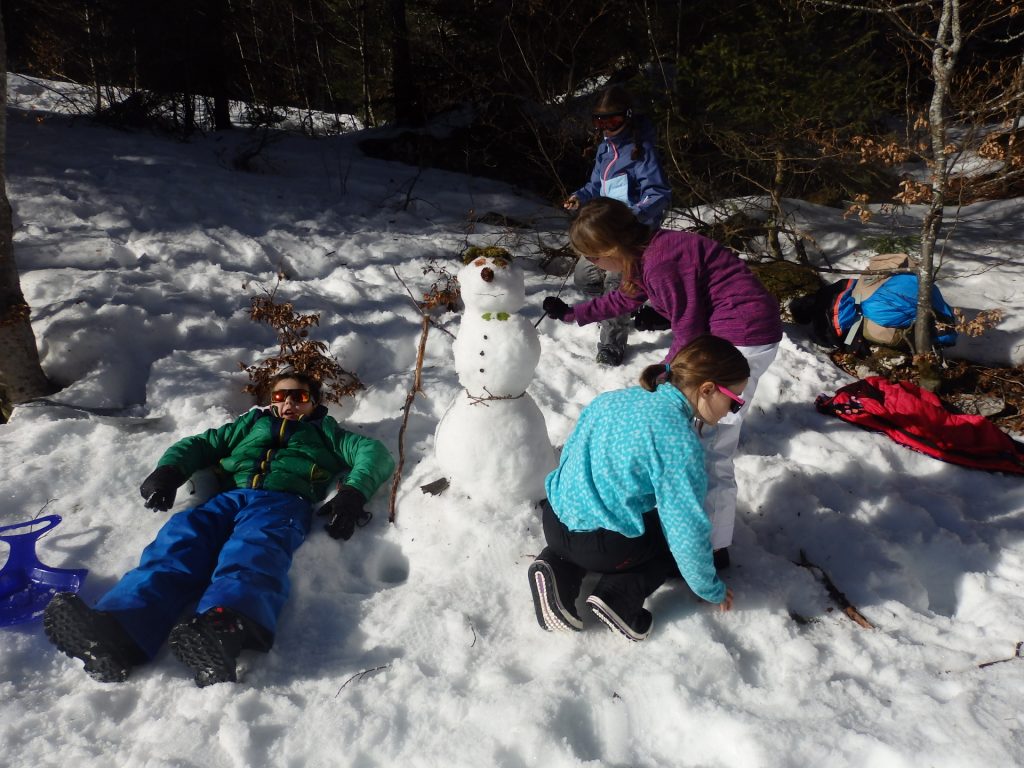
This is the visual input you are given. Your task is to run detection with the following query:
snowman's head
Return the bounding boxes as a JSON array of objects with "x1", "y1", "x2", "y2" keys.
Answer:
[{"x1": 458, "y1": 256, "x2": 526, "y2": 314}]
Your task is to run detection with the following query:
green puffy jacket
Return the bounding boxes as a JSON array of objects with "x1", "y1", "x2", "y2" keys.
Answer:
[{"x1": 156, "y1": 405, "x2": 395, "y2": 503}]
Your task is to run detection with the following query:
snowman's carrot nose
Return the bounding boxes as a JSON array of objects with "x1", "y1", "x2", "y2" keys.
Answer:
[{"x1": 480, "y1": 268, "x2": 494, "y2": 282}]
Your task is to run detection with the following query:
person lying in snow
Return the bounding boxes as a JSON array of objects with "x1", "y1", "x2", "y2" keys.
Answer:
[
  {"x1": 542, "y1": 197, "x2": 782, "y2": 569},
  {"x1": 43, "y1": 368, "x2": 395, "y2": 687},
  {"x1": 528, "y1": 335, "x2": 746, "y2": 642}
]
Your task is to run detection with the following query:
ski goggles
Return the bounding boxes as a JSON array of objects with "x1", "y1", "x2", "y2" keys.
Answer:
[
  {"x1": 716, "y1": 384, "x2": 745, "y2": 414},
  {"x1": 271, "y1": 388, "x2": 312, "y2": 403},
  {"x1": 592, "y1": 112, "x2": 628, "y2": 131}
]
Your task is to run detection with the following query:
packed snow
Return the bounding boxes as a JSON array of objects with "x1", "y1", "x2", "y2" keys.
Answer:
[{"x1": 2, "y1": 74, "x2": 1023, "y2": 768}]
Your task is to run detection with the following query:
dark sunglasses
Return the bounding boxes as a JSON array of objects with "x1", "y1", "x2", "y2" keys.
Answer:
[
  {"x1": 592, "y1": 112, "x2": 628, "y2": 131},
  {"x1": 716, "y1": 384, "x2": 745, "y2": 414},
  {"x1": 271, "y1": 388, "x2": 311, "y2": 404}
]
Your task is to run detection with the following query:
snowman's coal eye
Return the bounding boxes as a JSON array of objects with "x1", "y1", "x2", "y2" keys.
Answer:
[
  {"x1": 480, "y1": 268, "x2": 494, "y2": 283},
  {"x1": 474, "y1": 259, "x2": 486, "y2": 266},
  {"x1": 493, "y1": 258, "x2": 508, "y2": 268}
]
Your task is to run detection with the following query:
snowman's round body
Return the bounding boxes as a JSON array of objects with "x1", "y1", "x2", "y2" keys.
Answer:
[
  {"x1": 452, "y1": 312, "x2": 539, "y2": 398},
  {"x1": 434, "y1": 255, "x2": 556, "y2": 504}
]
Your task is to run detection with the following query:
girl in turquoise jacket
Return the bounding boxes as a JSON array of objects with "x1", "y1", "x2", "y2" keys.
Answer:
[
  {"x1": 44, "y1": 369, "x2": 395, "y2": 687},
  {"x1": 529, "y1": 336, "x2": 747, "y2": 641}
]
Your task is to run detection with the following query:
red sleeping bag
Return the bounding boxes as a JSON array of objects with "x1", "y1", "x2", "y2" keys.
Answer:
[{"x1": 815, "y1": 376, "x2": 1024, "y2": 475}]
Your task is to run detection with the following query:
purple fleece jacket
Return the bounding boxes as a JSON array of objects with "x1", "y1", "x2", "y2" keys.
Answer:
[{"x1": 567, "y1": 230, "x2": 782, "y2": 361}]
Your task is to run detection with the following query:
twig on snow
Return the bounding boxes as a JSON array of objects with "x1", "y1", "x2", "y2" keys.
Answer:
[
  {"x1": 796, "y1": 550, "x2": 875, "y2": 629},
  {"x1": 335, "y1": 664, "x2": 391, "y2": 696},
  {"x1": 977, "y1": 642, "x2": 1024, "y2": 669}
]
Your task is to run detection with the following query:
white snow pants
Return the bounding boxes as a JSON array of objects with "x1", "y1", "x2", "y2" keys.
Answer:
[{"x1": 703, "y1": 341, "x2": 779, "y2": 550}]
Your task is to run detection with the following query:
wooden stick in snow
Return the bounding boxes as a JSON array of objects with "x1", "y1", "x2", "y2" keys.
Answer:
[
  {"x1": 797, "y1": 550, "x2": 875, "y2": 629},
  {"x1": 389, "y1": 312, "x2": 429, "y2": 524}
]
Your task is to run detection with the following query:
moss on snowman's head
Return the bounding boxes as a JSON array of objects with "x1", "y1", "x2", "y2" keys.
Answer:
[
  {"x1": 461, "y1": 245, "x2": 513, "y2": 265},
  {"x1": 457, "y1": 254, "x2": 526, "y2": 315}
]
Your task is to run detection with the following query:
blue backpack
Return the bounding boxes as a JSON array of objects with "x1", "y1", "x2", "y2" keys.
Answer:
[{"x1": 830, "y1": 254, "x2": 958, "y2": 349}]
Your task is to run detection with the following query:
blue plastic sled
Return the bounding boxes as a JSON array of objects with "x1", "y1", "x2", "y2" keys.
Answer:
[{"x1": 0, "y1": 515, "x2": 88, "y2": 627}]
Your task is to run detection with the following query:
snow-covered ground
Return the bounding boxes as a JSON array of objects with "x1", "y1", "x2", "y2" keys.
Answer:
[{"x1": 2, "y1": 74, "x2": 1023, "y2": 768}]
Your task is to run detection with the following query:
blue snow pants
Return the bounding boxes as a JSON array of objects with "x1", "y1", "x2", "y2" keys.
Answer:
[{"x1": 95, "y1": 488, "x2": 312, "y2": 658}]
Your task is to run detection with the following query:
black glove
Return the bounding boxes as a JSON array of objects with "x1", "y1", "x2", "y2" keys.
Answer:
[
  {"x1": 543, "y1": 296, "x2": 571, "y2": 321},
  {"x1": 319, "y1": 486, "x2": 370, "y2": 541},
  {"x1": 632, "y1": 305, "x2": 671, "y2": 332},
  {"x1": 139, "y1": 465, "x2": 185, "y2": 511}
]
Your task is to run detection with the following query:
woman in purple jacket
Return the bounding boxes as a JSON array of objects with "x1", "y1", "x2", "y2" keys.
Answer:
[{"x1": 543, "y1": 197, "x2": 782, "y2": 566}]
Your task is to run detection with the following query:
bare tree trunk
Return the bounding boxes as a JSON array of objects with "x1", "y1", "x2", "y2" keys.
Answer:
[
  {"x1": 768, "y1": 147, "x2": 785, "y2": 261},
  {"x1": 389, "y1": 0, "x2": 417, "y2": 124},
  {"x1": 84, "y1": 4, "x2": 103, "y2": 113},
  {"x1": 356, "y1": 1, "x2": 376, "y2": 127},
  {"x1": 210, "y1": 0, "x2": 234, "y2": 131},
  {"x1": 0, "y1": 10, "x2": 56, "y2": 414},
  {"x1": 915, "y1": 0, "x2": 961, "y2": 358}
]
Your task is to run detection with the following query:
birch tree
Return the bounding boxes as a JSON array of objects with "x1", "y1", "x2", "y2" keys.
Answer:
[
  {"x1": 0, "y1": 8, "x2": 55, "y2": 416},
  {"x1": 807, "y1": 0, "x2": 1023, "y2": 374}
]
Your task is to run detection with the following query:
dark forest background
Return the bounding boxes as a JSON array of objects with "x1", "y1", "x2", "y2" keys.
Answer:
[
  {"x1": 1, "y1": 1, "x2": 1022, "y2": 408},
  {"x1": 2, "y1": 1, "x2": 1021, "y2": 211}
]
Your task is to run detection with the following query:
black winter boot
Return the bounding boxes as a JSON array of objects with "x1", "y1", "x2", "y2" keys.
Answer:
[
  {"x1": 595, "y1": 345, "x2": 625, "y2": 367},
  {"x1": 169, "y1": 606, "x2": 261, "y2": 687},
  {"x1": 43, "y1": 593, "x2": 146, "y2": 682},
  {"x1": 586, "y1": 575, "x2": 654, "y2": 642},
  {"x1": 528, "y1": 550, "x2": 584, "y2": 632}
]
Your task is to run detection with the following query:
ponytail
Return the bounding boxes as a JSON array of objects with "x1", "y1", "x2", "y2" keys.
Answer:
[
  {"x1": 639, "y1": 336, "x2": 749, "y2": 393},
  {"x1": 639, "y1": 362, "x2": 670, "y2": 392}
]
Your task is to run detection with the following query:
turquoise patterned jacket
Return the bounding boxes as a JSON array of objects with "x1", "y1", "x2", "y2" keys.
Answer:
[{"x1": 544, "y1": 383, "x2": 725, "y2": 603}]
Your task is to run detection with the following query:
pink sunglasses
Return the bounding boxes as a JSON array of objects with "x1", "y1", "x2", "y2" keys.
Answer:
[{"x1": 716, "y1": 384, "x2": 745, "y2": 414}]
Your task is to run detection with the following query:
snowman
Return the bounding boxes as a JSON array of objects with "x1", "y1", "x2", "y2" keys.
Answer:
[{"x1": 434, "y1": 252, "x2": 556, "y2": 504}]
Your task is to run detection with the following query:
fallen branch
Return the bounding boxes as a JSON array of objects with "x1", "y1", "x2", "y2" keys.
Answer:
[
  {"x1": 977, "y1": 642, "x2": 1024, "y2": 670},
  {"x1": 796, "y1": 550, "x2": 875, "y2": 629},
  {"x1": 335, "y1": 664, "x2": 391, "y2": 696}
]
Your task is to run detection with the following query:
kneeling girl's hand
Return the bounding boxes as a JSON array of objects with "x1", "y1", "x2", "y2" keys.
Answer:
[{"x1": 719, "y1": 587, "x2": 734, "y2": 613}]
